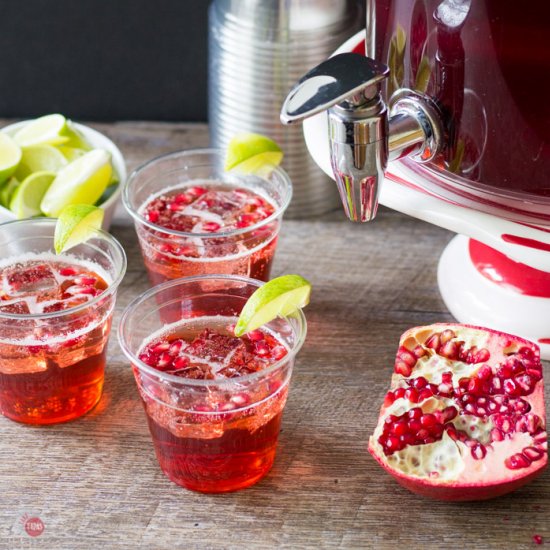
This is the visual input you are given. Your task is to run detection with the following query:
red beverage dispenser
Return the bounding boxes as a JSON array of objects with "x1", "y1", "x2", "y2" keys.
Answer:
[{"x1": 281, "y1": 0, "x2": 550, "y2": 358}]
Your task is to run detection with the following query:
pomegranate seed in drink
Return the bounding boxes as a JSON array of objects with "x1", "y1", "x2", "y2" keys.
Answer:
[
  {"x1": 137, "y1": 183, "x2": 279, "y2": 286},
  {"x1": 134, "y1": 316, "x2": 290, "y2": 493},
  {"x1": 0, "y1": 255, "x2": 112, "y2": 424}
]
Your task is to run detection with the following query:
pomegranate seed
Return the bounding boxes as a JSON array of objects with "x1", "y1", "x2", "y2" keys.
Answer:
[
  {"x1": 394, "y1": 387, "x2": 406, "y2": 399},
  {"x1": 152, "y1": 342, "x2": 170, "y2": 354},
  {"x1": 412, "y1": 345, "x2": 426, "y2": 358},
  {"x1": 526, "y1": 368, "x2": 543, "y2": 381},
  {"x1": 236, "y1": 214, "x2": 257, "y2": 228},
  {"x1": 476, "y1": 365, "x2": 492, "y2": 380},
  {"x1": 468, "y1": 377, "x2": 483, "y2": 394},
  {"x1": 202, "y1": 222, "x2": 221, "y2": 232},
  {"x1": 408, "y1": 420, "x2": 422, "y2": 433},
  {"x1": 503, "y1": 379, "x2": 521, "y2": 397},
  {"x1": 504, "y1": 453, "x2": 531, "y2": 470},
  {"x1": 497, "y1": 364, "x2": 513, "y2": 379},
  {"x1": 439, "y1": 340, "x2": 459, "y2": 359},
  {"x1": 418, "y1": 388, "x2": 433, "y2": 401},
  {"x1": 394, "y1": 360, "x2": 412, "y2": 377},
  {"x1": 490, "y1": 428, "x2": 504, "y2": 442},
  {"x1": 441, "y1": 372, "x2": 453, "y2": 384},
  {"x1": 247, "y1": 330, "x2": 264, "y2": 341},
  {"x1": 397, "y1": 346, "x2": 417, "y2": 367},
  {"x1": 408, "y1": 407, "x2": 422, "y2": 420},
  {"x1": 446, "y1": 425, "x2": 458, "y2": 440},
  {"x1": 168, "y1": 202, "x2": 185, "y2": 211},
  {"x1": 417, "y1": 428, "x2": 430, "y2": 440},
  {"x1": 471, "y1": 444, "x2": 487, "y2": 460},
  {"x1": 147, "y1": 210, "x2": 160, "y2": 223},
  {"x1": 173, "y1": 356, "x2": 190, "y2": 370},
  {"x1": 476, "y1": 407, "x2": 487, "y2": 416},
  {"x1": 386, "y1": 436, "x2": 401, "y2": 451},
  {"x1": 59, "y1": 267, "x2": 77, "y2": 276},
  {"x1": 157, "y1": 352, "x2": 173, "y2": 369},
  {"x1": 522, "y1": 446, "x2": 543, "y2": 461},
  {"x1": 425, "y1": 333, "x2": 440, "y2": 350},
  {"x1": 384, "y1": 391, "x2": 396, "y2": 407},
  {"x1": 491, "y1": 377, "x2": 502, "y2": 392},
  {"x1": 420, "y1": 413, "x2": 437, "y2": 428},
  {"x1": 249, "y1": 196, "x2": 266, "y2": 207},
  {"x1": 438, "y1": 382, "x2": 453, "y2": 395},
  {"x1": 411, "y1": 376, "x2": 427, "y2": 389},
  {"x1": 533, "y1": 535, "x2": 543, "y2": 545},
  {"x1": 173, "y1": 193, "x2": 191, "y2": 204},
  {"x1": 272, "y1": 346, "x2": 287, "y2": 360},
  {"x1": 230, "y1": 393, "x2": 251, "y2": 407},
  {"x1": 515, "y1": 374, "x2": 534, "y2": 393},
  {"x1": 441, "y1": 406, "x2": 458, "y2": 422},
  {"x1": 255, "y1": 341, "x2": 269, "y2": 356},
  {"x1": 404, "y1": 388, "x2": 419, "y2": 403},
  {"x1": 187, "y1": 186, "x2": 207, "y2": 196},
  {"x1": 440, "y1": 329, "x2": 456, "y2": 344},
  {"x1": 169, "y1": 339, "x2": 184, "y2": 355},
  {"x1": 392, "y1": 421, "x2": 408, "y2": 437},
  {"x1": 474, "y1": 348, "x2": 490, "y2": 362},
  {"x1": 527, "y1": 414, "x2": 541, "y2": 434}
]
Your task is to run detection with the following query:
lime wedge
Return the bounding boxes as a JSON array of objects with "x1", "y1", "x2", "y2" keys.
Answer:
[
  {"x1": 62, "y1": 121, "x2": 92, "y2": 150},
  {"x1": 40, "y1": 149, "x2": 113, "y2": 217},
  {"x1": 13, "y1": 114, "x2": 70, "y2": 147},
  {"x1": 234, "y1": 274, "x2": 311, "y2": 337},
  {"x1": 0, "y1": 177, "x2": 20, "y2": 207},
  {"x1": 58, "y1": 146, "x2": 87, "y2": 162},
  {"x1": 225, "y1": 133, "x2": 283, "y2": 175},
  {"x1": 9, "y1": 171, "x2": 56, "y2": 219},
  {"x1": 0, "y1": 133, "x2": 22, "y2": 185},
  {"x1": 15, "y1": 144, "x2": 68, "y2": 180},
  {"x1": 54, "y1": 204, "x2": 104, "y2": 254}
]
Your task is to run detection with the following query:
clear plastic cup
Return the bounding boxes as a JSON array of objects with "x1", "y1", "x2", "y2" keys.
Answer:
[
  {"x1": 122, "y1": 149, "x2": 292, "y2": 286},
  {"x1": 118, "y1": 275, "x2": 307, "y2": 493},
  {"x1": 0, "y1": 218, "x2": 126, "y2": 424}
]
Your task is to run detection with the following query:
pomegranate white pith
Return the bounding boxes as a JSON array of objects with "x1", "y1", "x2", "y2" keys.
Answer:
[{"x1": 369, "y1": 324, "x2": 547, "y2": 501}]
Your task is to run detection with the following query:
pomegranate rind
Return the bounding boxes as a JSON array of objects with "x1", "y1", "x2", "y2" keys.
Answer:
[{"x1": 369, "y1": 323, "x2": 547, "y2": 501}]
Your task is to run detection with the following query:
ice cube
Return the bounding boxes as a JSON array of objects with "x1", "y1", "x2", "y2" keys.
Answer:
[{"x1": 6, "y1": 263, "x2": 57, "y2": 295}]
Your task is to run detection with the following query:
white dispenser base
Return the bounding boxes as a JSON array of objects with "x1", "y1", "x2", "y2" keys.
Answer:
[{"x1": 438, "y1": 235, "x2": 550, "y2": 360}]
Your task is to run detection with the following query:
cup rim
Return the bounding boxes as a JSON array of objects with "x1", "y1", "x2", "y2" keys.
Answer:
[
  {"x1": 118, "y1": 274, "x2": 307, "y2": 388},
  {"x1": 0, "y1": 217, "x2": 127, "y2": 320},
  {"x1": 122, "y1": 147, "x2": 293, "y2": 239}
]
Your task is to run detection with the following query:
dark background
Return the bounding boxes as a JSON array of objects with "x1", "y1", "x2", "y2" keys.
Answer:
[{"x1": 0, "y1": 0, "x2": 209, "y2": 122}]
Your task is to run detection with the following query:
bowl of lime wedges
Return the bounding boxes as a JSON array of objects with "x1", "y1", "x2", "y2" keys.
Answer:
[{"x1": 0, "y1": 114, "x2": 125, "y2": 229}]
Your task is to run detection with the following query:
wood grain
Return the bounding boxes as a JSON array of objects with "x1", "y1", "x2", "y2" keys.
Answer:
[{"x1": 0, "y1": 120, "x2": 547, "y2": 550}]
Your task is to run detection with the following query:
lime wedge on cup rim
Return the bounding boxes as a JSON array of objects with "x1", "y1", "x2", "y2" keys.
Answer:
[
  {"x1": 0, "y1": 133, "x2": 22, "y2": 185},
  {"x1": 234, "y1": 274, "x2": 311, "y2": 337},
  {"x1": 225, "y1": 133, "x2": 283, "y2": 175},
  {"x1": 54, "y1": 204, "x2": 104, "y2": 254}
]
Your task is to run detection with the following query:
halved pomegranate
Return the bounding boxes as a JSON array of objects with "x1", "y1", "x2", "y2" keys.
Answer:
[{"x1": 369, "y1": 324, "x2": 547, "y2": 501}]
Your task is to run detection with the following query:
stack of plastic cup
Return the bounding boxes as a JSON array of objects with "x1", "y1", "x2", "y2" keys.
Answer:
[{"x1": 208, "y1": 0, "x2": 363, "y2": 217}]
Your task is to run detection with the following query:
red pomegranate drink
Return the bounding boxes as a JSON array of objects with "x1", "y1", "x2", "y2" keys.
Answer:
[
  {"x1": 0, "y1": 219, "x2": 126, "y2": 424},
  {"x1": 118, "y1": 275, "x2": 306, "y2": 493},
  {"x1": 123, "y1": 149, "x2": 292, "y2": 285}
]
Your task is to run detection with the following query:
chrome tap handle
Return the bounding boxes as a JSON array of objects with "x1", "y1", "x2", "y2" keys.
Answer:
[{"x1": 281, "y1": 53, "x2": 389, "y2": 123}]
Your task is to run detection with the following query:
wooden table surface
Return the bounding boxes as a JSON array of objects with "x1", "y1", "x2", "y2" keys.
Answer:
[{"x1": 0, "y1": 121, "x2": 548, "y2": 550}]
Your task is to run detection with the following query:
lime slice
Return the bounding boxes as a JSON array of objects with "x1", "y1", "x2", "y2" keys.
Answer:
[
  {"x1": 40, "y1": 149, "x2": 113, "y2": 217},
  {"x1": 13, "y1": 114, "x2": 70, "y2": 147},
  {"x1": 225, "y1": 133, "x2": 283, "y2": 175},
  {"x1": 54, "y1": 204, "x2": 104, "y2": 254},
  {"x1": 62, "y1": 121, "x2": 92, "y2": 150},
  {"x1": 9, "y1": 171, "x2": 56, "y2": 219},
  {"x1": 58, "y1": 146, "x2": 87, "y2": 162},
  {"x1": 15, "y1": 144, "x2": 68, "y2": 180},
  {"x1": 234, "y1": 274, "x2": 311, "y2": 337},
  {"x1": 0, "y1": 133, "x2": 22, "y2": 185},
  {"x1": 0, "y1": 177, "x2": 20, "y2": 207}
]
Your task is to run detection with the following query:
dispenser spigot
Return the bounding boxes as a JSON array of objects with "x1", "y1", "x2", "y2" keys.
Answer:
[{"x1": 281, "y1": 53, "x2": 444, "y2": 222}]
